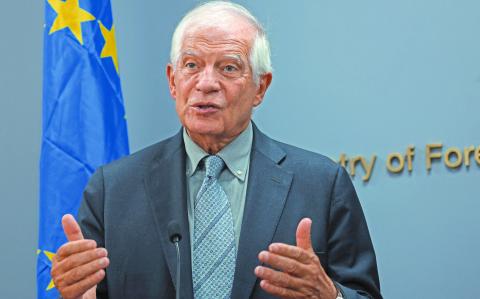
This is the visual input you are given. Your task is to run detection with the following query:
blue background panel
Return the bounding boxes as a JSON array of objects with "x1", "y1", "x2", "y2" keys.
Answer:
[{"x1": 0, "y1": 1, "x2": 478, "y2": 298}]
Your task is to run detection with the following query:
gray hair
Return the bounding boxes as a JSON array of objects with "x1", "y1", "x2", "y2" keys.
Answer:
[{"x1": 170, "y1": 1, "x2": 272, "y2": 84}]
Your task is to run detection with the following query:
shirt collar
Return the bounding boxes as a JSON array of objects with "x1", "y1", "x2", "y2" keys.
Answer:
[{"x1": 183, "y1": 122, "x2": 253, "y2": 181}]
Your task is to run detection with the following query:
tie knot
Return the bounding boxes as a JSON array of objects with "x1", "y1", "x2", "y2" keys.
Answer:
[{"x1": 204, "y1": 155, "x2": 225, "y2": 179}]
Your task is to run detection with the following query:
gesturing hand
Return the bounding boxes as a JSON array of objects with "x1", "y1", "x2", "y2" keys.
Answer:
[
  {"x1": 50, "y1": 214, "x2": 108, "y2": 299},
  {"x1": 255, "y1": 218, "x2": 338, "y2": 299}
]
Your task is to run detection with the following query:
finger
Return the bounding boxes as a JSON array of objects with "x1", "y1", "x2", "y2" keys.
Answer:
[
  {"x1": 56, "y1": 240, "x2": 97, "y2": 259},
  {"x1": 296, "y1": 218, "x2": 313, "y2": 251},
  {"x1": 259, "y1": 279, "x2": 304, "y2": 299},
  {"x1": 55, "y1": 256, "x2": 109, "y2": 288},
  {"x1": 268, "y1": 243, "x2": 312, "y2": 264},
  {"x1": 258, "y1": 251, "x2": 309, "y2": 277},
  {"x1": 53, "y1": 248, "x2": 108, "y2": 276},
  {"x1": 58, "y1": 269, "x2": 105, "y2": 299},
  {"x1": 62, "y1": 214, "x2": 84, "y2": 241},
  {"x1": 255, "y1": 266, "x2": 305, "y2": 289}
]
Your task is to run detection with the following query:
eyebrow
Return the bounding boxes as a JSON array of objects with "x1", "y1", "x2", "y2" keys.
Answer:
[
  {"x1": 181, "y1": 50, "x2": 197, "y2": 58},
  {"x1": 223, "y1": 54, "x2": 243, "y2": 64},
  {"x1": 180, "y1": 51, "x2": 244, "y2": 64}
]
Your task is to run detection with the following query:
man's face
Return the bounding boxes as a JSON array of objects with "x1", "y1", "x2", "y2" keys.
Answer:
[{"x1": 167, "y1": 21, "x2": 271, "y2": 145}]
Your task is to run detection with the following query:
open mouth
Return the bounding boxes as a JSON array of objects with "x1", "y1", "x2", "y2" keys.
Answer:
[
  {"x1": 192, "y1": 103, "x2": 221, "y2": 112},
  {"x1": 197, "y1": 104, "x2": 217, "y2": 109}
]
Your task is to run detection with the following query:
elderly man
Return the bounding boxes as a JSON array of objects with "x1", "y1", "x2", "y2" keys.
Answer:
[{"x1": 51, "y1": 1, "x2": 381, "y2": 299}]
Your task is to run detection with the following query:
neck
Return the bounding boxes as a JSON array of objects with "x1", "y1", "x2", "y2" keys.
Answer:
[
  {"x1": 189, "y1": 136, "x2": 229, "y2": 154},
  {"x1": 187, "y1": 123, "x2": 249, "y2": 154}
]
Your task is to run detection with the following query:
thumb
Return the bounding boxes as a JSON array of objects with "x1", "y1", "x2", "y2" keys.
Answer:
[
  {"x1": 62, "y1": 214, "x2": 84, "y2": 241},
  {"x1": 296, "y1": 218, "x2": 313, "y2": 251}
]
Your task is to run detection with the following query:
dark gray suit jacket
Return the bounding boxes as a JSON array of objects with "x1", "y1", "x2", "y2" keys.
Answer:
[{"x1": 78, "y1": 125, "x2": 382, "y2": 299}]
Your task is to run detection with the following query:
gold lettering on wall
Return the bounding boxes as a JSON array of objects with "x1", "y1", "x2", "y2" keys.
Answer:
[
  {"x1": 406, "y1": 146, "x2": 415, "y2": 172},
  {"x1": 464, "y1": 145, "x2": 475, "y2": 167},
  {"x1": 444, "y1": 147, "x2": 462, "y2": 169},
  {"x1": 386, "y1": 152, "x2": 404, "y2": 173},
  {"x1": 337, "y1": 154, "x2": 377, "y2": 182},
  {"x1": 475, "y1": 147, "x2": 480, "y2": 165},
  {"x1": 338, "y1": 142, "x2": 479, "y2": 183},
  {"x1": 426, "y1": 143, "x2": 443, "y2": 171}
]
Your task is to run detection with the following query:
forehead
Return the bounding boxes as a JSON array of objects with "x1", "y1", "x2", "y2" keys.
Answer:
[{"x1": 181, "y1": 21, "x2": 256, "y2": 58}]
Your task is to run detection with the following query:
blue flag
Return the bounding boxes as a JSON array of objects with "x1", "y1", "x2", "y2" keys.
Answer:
[{"x1": 38, "y1": 0, "x2": 129, "y2": 297}]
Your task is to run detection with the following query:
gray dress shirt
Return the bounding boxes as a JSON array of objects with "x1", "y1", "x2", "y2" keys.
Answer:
[{"x1": 183, "y1": 122, "x2": 253, "y2": 251}]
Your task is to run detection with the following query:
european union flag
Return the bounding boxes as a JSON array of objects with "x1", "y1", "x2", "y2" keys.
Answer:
[{"x1": 38, "y1": 0, "x2": 129, "y2": 297}]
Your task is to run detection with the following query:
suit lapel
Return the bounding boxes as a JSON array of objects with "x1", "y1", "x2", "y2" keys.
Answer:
[
  {"x1": 231, "y1": 127, "x2": 293, "y2": 299},
  {"x1": 143, "y1": 132, "x2": 194, "y2": 299}
]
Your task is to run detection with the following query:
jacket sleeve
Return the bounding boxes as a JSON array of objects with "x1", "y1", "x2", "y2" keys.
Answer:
[
  {"x1": 327, "y1": 165, "x2": 382, "y2": 299},
  {"x1": 77, "y1": 167, "x2": 109, "y2": 299}
]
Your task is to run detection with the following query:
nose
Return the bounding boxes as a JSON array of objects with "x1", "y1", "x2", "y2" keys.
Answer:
[{"x1": 195, "y1": 66, "x2": 220, "y2": 94}]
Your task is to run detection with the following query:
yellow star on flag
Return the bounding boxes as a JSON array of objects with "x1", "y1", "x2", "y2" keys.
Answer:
[
  {"x1": 47, "y1": 0, "x2": 95, "y2": 45},
  {"x1": 43, "y1": 250, "x2": 56, "y2": 291},
  {"x1": 99, "y1": 21, "x2": 120, "y2": 73}
]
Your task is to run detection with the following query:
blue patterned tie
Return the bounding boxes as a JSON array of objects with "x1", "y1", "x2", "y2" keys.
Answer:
[{"x1": 193, "y1": 155, "x2": 236, "y2": 299}]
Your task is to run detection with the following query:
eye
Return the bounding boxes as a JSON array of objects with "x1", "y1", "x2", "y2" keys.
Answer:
[
  {"x1": 223, "y1": 64, "x2": 238, "y2": 73},
  {"x1": 185, "y1": 62, "x2": 196, "y2": 69}
]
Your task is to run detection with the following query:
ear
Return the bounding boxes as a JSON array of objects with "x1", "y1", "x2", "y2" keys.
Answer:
[
  {"x1": 166, "y1": 64, "x2": 176, "y2": 99},
  {"x1": 253, "y1": 72, "x2": 272, "y2": 107}
]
